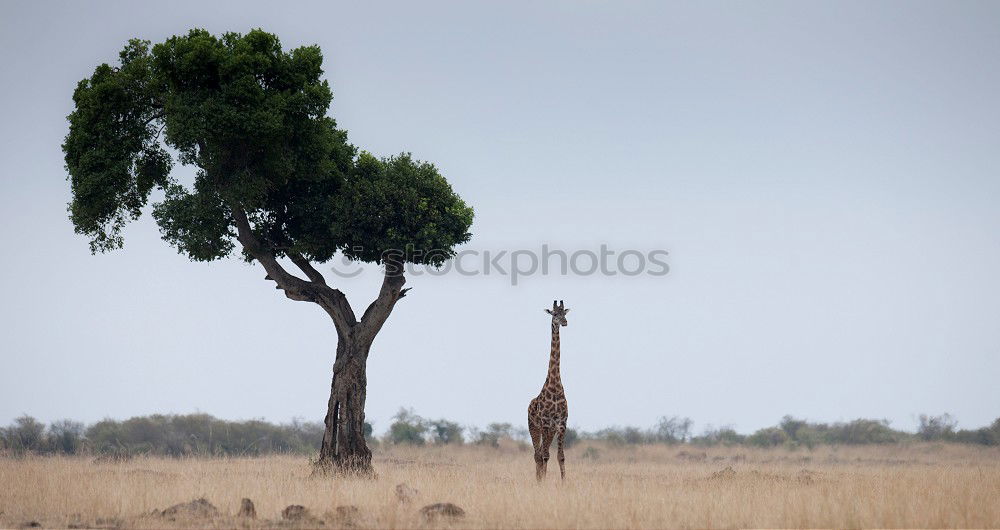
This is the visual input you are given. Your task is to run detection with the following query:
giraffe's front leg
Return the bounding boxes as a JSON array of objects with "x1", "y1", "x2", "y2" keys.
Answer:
[
  {"x1": 529, "y1": 420, "x2": 544, "y2": 481},
  {"x1": 557, "y1": 423, "x2": 567, "y2": 480},
  {"x1": 539, "y1": 429, "x2": 555, "y2": 481}
]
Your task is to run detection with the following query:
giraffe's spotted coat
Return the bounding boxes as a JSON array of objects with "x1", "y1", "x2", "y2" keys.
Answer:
[{"x1": 528, "y1": 300, "x2": 570, "y2": 481}]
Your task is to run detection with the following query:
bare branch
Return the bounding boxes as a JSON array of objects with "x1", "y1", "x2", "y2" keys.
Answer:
[
  {"x1": 288, "y1": 251, "x2": 327, "y2": 285},
  {"x1": 357, "y1": 254, "x2": 408, "y2": 343},
  {"x1": 142, "y1": 111, "x2": 165, "y2": 128},
  {"x1": 230, "y1": 207, "x2": 307, "y2": 288},
  {"x1": 230, "y1": 205, "x2": 357, "y2": 332}
]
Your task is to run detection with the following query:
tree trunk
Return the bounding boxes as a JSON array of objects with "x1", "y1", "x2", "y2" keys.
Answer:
[
  {"x1": 316, "y1": 331, "x2": 373, "y2": 476},
  {"x1": 229, "y1": 206, "x2": 406, "y2": 478}
]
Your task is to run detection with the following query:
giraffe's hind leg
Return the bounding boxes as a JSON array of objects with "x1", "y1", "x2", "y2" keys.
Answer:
[
  {"x1": 528, "y1": 414, "x2": 544, "y2": 481},
  {"x1": 557, "y1": 422, "x2": 567, "y2": 480},
  {"x1": 528, "y1": 415, "x2": 541, "y2": 451}
]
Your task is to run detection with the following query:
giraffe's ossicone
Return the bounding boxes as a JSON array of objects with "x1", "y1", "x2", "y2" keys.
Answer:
[{"x1": 528, "y1": 299, "x2": 570, "y2": 481}]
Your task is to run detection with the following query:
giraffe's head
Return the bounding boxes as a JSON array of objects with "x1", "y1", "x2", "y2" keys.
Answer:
[{"x1": 545, "y1": 299, "x2": 570, "y2": 327}]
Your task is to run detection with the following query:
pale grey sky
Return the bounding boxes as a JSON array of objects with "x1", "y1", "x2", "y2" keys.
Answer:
[{"x1": 1, "y1": 0, "x2": 998, "y2": 435}]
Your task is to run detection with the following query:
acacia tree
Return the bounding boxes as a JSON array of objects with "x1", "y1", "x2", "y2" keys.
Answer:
[{"x1": 63, "y1": 29, "x2": 474, "y2": 474}]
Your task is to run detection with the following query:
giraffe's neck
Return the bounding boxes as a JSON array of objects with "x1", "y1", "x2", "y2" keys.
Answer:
[{"x1": 544, "y1": 320, "x2": 562, "y2": 389}]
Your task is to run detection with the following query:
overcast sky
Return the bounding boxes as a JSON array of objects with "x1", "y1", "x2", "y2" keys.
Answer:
[{"x1": 1, "y1": 0, "x2": 998, "y2": 435}]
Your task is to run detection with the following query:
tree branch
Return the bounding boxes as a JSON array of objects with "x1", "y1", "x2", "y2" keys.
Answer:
[
  {"x1": 142, "y1": 111, "x2": 165, "y2": 128},
  {"x1": 288, "y1": 251, "x2": 327, "y2": 285},
  {"x1": 285, "y1": 252, "x2": 356, "y2": 327},
  {"x1": 357, "y1": 254, "x2": 408, "y2": 343},
  {"x1": 231, "y1": 207, "x2": 309, "y2": 291},
  {"x1": 230, "y1": 205, "x2": 357, "y2": 332}
]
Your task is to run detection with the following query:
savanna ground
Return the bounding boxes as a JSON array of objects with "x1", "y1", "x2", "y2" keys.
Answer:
[{"x1": 1, "y1": 442, "x2": 998, "y2": 529}]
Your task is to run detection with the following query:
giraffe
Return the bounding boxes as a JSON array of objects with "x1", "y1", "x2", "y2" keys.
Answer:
[{"x1": 528, "y1": 299, "x2": 570, "y2": 481}]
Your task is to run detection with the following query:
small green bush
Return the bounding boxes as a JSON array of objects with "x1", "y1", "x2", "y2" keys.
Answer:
[{"x1": 386, "y1": 408, "x2": 427, "y2": 445}]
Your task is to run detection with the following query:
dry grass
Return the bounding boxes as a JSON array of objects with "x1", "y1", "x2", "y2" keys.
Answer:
[{"x1": 1, "y1": 442, "x2": 999, "y2": 529}]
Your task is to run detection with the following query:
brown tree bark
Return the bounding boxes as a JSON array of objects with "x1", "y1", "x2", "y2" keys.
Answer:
[{"x1": 316, "y1": 332, "x2": 373, "y2": 474}]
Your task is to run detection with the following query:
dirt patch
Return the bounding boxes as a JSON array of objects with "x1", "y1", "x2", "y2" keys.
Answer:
[
  {"x1": 710, "y1": 466, "x2": 737, "y2": 479},
  {"x1": 282, "y1": 504, "x2": 322, "y2": 523},
  {"x1": 676, "y1": 450, "x2": 707, "y2": 462},
  {"x1": 796, "y1": 469, "x2": 822, "y2": 484},
  {"x1": 330, "y1": 505, "x2": 361, "y2": 527},
  {"x1": 92, "y1": 453, "x2": 131, "y2": 464},
  {"x1": 420, "y1": 503, "x2": 465, "y2": 520},
  {"x1": 395, "y1": 483, "x2": 419, "y2": 503},
  {"x1": 156, "y1": 498, "x2": 220, "y2": 521},
  {"x1": 238, "y1": 498, "x2": 256, "y2": 519}
]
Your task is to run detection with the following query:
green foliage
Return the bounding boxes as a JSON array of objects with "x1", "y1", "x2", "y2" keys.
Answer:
[
  {"x1": 742, "y1": 417, "x2": 905, "y2": 447},
  {"x1": 385, "y1": 410, "x2": 470, "y2": 446},
  {"x1": 823, "y1": 419, "x2": 904, "y2": 444},
  {"x1": 152, "y1": 183, "x2": 234, "y2": 261},
  {"x1": 653, "y1": 416, "x2": 693, "y2": 444},
  {"x1": 5, "y1": 413, "x2": 998, "y2": 456},
  {"x1": 84, "y1": 418, "x2": 126, "y2": 454},
  {"x1": 582, "y1": 415, "x2": 910, "y2": 448},
  {"x1": 791, "y1": 425, "x2": 823, "y2": 449},
  {"x1": 476, "y1": 423, "x2": 515, "y2": 448},
  {"x1": 747, "y1": 427, "x2": 789, "y2": 448},
  {"x1": 332, "y1": 153, "x2": 473, "y2": 266},
  {"x1": 585, "y1": 417, "x2": 693, "y2": 445},
  {"x1": 588, "y1": 427, "x2": 629, "y2": 445},
  {"x1": 0, "y1": 414, "x2": 334, "y2": 457},
  {"x1": 386, "y1": 408, "x2": 427, "y2": 445},
  {"x1": 780, "y1": 415, "x2": 807, "y2": 440},
  {"x1": 690, "y1": 426, "x2": 746, "y2": 447},
  {"x1": 63, "y1": 39, "x2": 170, "y2": 253},
  {"x1": 64, "y1": 28, "x2": 472, "y2": 265},
  {"x1": 953, "y1": 418, "x2": 1000, "y2": 446},
  {"x1": 918, "y1": 414, "x2": 957, "y2": 441},
  {"x1": 82, "y1": 414, "x2": 327, "y2": 456},
  {"x1": 563, "y1": 427, "x2": 579, "y2": 448},
  {"x1": 2, "y1": 415, "x2": 46, "y2": 454},
  {"x1": 48, "y1": 420, "x2": 85, "y2": 454},
  {"x1": 428, "y1": 419, "x2": 465, "y2": 445}
]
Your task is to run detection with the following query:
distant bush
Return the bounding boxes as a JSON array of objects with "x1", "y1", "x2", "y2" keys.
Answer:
[
  {"x1": 652, "y1": 416, "x2": 693, "y2": 444},
  {"x1": 2, "y1": 414, "x2": 336, "y2": 457},
  {"x1": 824, "y1": 419, "x2": 904, "y2": 444},
  {"x1": 476, "y1": 423, "x2": 514, "y2": 448},
  {"x1": 585, "y1": 416, "x2": 693, "y2": 445},
  {"x1": 953, "y1": 418, "x2": 999, "y2": 446},
  {"x1": 386, "y1": 408, "x2": 428, "y2": 445},
  {"x1": 428, "y1": 419, "x2": 464, "y2": 445},
  {"x1": 2, "y1": 411, "x2": 997, "y2": 457},
  {"x1": 780, "y1": 416, "x2": 808, "y2": 440},
  {"x1": 21, "y1": 416, "x2": 48, "y2": 450},
  {"x1": 918, "y1": 414, "x2": 957, "y2": 441},
  {"x1": 563, "y1": 428, "x2": 579, "y2": 448},
  {"x1": 690, "y1": 426, "x2": 745, "y2": 447},
  {"x1": 47, "y1": 420, "x2": 85, "y2": 454},
  {"x1": 747, "y1": 427, "x2": 789, "y2": 447},
  {"x1": 5, "y1": 415, "x2": 47, "y2": 454},
  {"x1": 589, "y1": 426, "x2": 642, "y2": 445},
  {"x1": 733, "y1": 416, "x2": 908, "y2": 447}
]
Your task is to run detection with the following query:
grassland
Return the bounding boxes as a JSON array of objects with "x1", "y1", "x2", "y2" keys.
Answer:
[{"x1": 1, "y1": 442, "x2": 998, "y2": 529}]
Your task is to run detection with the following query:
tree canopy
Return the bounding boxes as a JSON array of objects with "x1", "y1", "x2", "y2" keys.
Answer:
[{"x1": 64, "y1": 28, "x2": 473, "y2": 266}]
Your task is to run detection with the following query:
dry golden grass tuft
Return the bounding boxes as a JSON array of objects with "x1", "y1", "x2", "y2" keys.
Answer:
[{"x1": 1, "y1": 442, "x2": 999, "y2": 528}]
